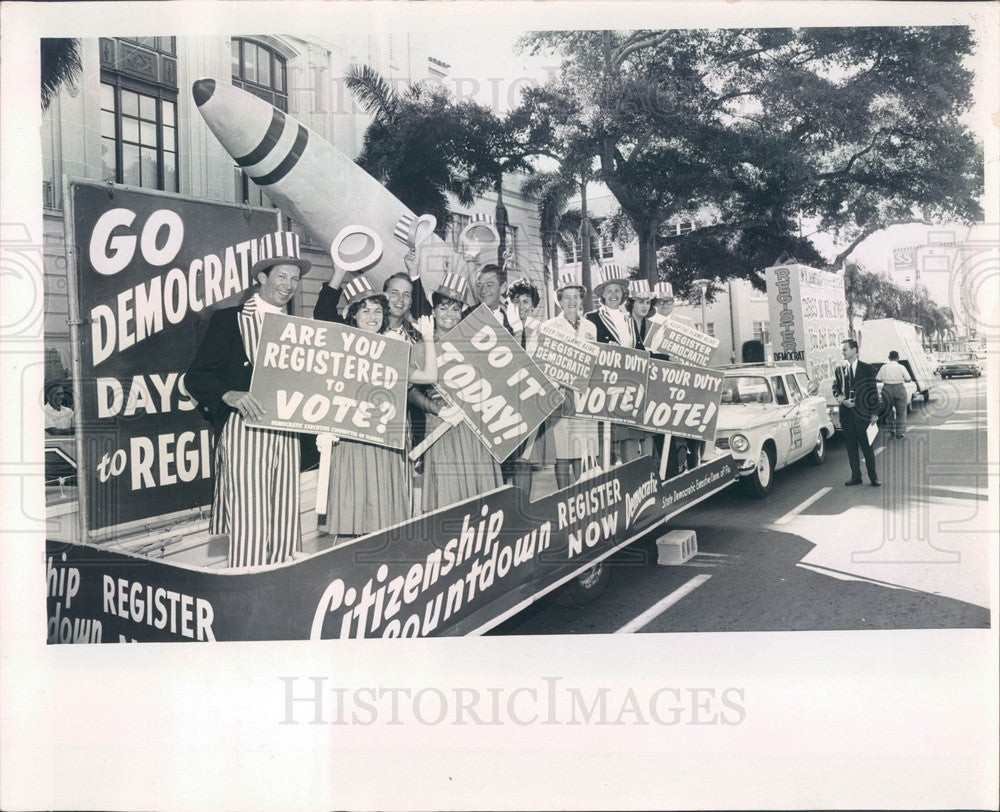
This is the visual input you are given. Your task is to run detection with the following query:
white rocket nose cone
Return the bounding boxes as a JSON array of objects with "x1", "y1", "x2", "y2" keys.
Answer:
[{"x1": 192, "y1": 78, "x2": 216, "y2": 107}]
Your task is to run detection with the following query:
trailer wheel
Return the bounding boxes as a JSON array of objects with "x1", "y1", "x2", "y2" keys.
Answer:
[
  {"x1": 923, "y1": 388, "x2": 930, "y2": 401},
  {"x1": 555, "y1": 562, "x2": 611, "y2": 607}
]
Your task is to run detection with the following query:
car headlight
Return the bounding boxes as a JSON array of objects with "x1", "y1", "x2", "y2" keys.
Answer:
[{"x1": 730, "y1": 433, "x2": 750, "y2": 453}]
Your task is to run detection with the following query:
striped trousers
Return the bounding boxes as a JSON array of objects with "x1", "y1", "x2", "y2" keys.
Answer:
[{"x1": 210, "y1": 412, "x2": 301, "y2": 567}]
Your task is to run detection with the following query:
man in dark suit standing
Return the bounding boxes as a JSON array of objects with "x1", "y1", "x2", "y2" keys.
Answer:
[{"x1": 833, "y1": 338, "x2": 881, "y2": 486}]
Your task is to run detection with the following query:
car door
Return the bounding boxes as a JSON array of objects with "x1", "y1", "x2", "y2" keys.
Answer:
[
  {"x1": 785, "y1": 373, "x2": 817, "y2": 460},
  {"x1": 769, "y1": 373, "x2": 796, "y2": 467}
]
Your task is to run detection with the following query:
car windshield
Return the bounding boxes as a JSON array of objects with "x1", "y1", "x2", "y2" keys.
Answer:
[
  {"x1": 943, "y1": 353, "x2": 975, "y2": 362},
  {"x1": 721, "y1": 375, "x2": 773, "y2": 405}
]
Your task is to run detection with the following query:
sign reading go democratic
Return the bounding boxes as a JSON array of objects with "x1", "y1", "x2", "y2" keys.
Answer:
[{"x1": 71, "y1": 181, "x2": 279, "y2": 533}]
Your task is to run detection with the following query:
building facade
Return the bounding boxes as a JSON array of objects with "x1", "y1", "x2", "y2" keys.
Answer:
[{"x1": 41, "y1": 34, "x2": 546, "y2": 375}]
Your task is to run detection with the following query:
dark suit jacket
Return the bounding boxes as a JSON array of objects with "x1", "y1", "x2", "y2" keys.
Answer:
[
  {"x1": 833, "y1": 360, "x2": 880, "y2": 420},
  {"x1": 186, "y1": 306, "x2": 252, "y2": 436}
]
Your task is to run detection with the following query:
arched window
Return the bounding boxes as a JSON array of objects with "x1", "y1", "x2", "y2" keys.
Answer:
[
  {"x1": 99, "y1": 37, "x2": 178, "y2": 191},
  {"x1": 231, "y1": 38, "x2": 289, "y2": 208},
  {"x1": 231, "y1": 38, "x2": 288, "y2": 111}
]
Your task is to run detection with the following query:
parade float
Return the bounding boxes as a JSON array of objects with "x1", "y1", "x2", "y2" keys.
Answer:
[{"x1": 45, "y1": 80, "x2": 734, "y2": 643}]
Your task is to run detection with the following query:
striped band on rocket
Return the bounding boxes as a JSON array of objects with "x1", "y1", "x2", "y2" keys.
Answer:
[{"x1": 192, "y1": 78, "x2": 471, "y2": 302}]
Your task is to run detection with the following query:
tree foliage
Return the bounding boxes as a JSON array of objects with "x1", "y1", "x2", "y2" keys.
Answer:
[
  {"x1": 41, "y1": 38, "x2": 82, "y2": 110},
  {"x1": 346, "y1": 64, "x2": 495, "y2": 231},
  {"x1": 520, "y1": 27, "x2": 983, "y2": 287},
  {"x1": 843, "y1": 261, "x2": 957, "y2": 346}
]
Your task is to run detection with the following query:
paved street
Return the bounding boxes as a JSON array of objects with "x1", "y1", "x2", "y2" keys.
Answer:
[{"x1": 492, "y1": 370, "x2": 992, "y2": 635}]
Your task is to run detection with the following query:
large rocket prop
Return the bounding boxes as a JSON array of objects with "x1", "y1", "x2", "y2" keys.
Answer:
[{"x1": 193, "y1": 78, "x2": 496, "y2": 304}]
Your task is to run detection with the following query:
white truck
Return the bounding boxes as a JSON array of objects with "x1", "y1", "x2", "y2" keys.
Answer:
[{"x1": 858, "y1": 319, "x2": 937, "y2": 402}]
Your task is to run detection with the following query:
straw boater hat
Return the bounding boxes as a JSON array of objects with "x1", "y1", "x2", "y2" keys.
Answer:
[
  {"x1": 435, "y1": 272, "x2": 470, "y2": 303},
  {"x1": 250, "y1": 231, "x2": 311, "y2": 277},
  {"x1": 629, "y1": 279, "x2": 654, "y2": 299},
  {"x1": 652, "y1": 281, "x2": 674, "y2": 302},
  {"x1": 555, "y1": 269, "x2": 586, "y2": 295},
  {"x1": 339, "y1": 276, "x2": 387, "y2": 315},
  {"x1": 592, "y1": 264, "x2": 630, "y2": 299}
]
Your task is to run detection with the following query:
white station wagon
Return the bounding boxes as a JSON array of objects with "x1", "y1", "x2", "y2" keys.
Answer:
[{"x1": 712, "y1": 364, "x2": 835, "y2": 497}]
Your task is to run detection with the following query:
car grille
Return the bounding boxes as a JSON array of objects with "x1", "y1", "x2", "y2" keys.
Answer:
[{"x1": 715, "y1": 437, "x2": 730, "y2": 450}]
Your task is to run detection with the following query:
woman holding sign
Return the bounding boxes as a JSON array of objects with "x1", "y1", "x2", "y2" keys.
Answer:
[
  {"x1": 627, "y1": 279, "x2": 657, "y2": 460},
  {"x1": 542, "y1": 271, "x2": 600, "y2": 489},
  {"x1": 186, "y1": 232, "x2": 310, "y2": 568},
  {"x1": 410, "y1": 273, "x2": 503, "y2": 513},
  {"x1": 585, "y1": 265, "x2": 645, "y2": 464},
  {"x1": 317, "y1": 276, "x2": 438, "y2": 540}
]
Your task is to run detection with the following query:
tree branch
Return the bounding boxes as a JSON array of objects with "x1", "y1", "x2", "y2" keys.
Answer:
[
  {"x1": 613, "y1": 32, "x2": 674, "y2": 64},
  {"x1": 830, "y1": 217, "x2": 933, "y2": 269}
]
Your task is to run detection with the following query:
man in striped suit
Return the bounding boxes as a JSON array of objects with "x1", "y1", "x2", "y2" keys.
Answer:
[{"x1": 187, "y1": 232, "x2": 311, "y2": 567}]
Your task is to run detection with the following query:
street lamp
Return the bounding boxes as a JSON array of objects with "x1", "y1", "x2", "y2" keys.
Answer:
[{"x1": 692, "y1": 278, "x2": 710, "y2": 334}]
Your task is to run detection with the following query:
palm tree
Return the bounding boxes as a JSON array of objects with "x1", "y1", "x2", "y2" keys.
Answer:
[
  {"x1": 521, "y1": 170, "x2": 577, "y2": 288},
  {"x1": 41, "y1": 38, "x2": 81, "y2": 110},
  {"x1": 344, "y1": 64, "x2": 484, "y2": 231}
]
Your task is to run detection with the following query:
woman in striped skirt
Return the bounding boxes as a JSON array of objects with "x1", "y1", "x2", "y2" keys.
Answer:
[{"x1": 186, "y1": 232, "x2": 310, "y2": 568}]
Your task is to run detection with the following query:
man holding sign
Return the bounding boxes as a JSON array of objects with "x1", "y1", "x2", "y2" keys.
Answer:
[{"x1": 186, "y1": 232, "x2": 311, "y2": 568}]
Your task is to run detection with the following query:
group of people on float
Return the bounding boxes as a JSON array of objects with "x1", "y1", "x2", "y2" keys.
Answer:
[{"x1": 187, "y1": 230, "x2": 678, "y2": 569}]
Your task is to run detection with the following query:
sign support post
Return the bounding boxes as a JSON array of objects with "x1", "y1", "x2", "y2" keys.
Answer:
[{"x1": 62, "y1": 174, "x2": 90, "y2": 545}]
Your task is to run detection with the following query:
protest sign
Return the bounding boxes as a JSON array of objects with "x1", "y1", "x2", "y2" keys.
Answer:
[
  {"x1": 645, "y1": 316, "x2": 720, "y2": 366},
  {"x1": 70, "y1": 181, "x2": 279, "y2": 534},
  {"x1": 434, "y1": 305, "x2": 563, "y2": 463},
  {"x1": 528, "y1": 322, "x2": 599, "y2": 393},
  {"x1": 572, "y1": 345, "x2": 650, "y2": 426},
  {"x1": 642, "y1": 359, "x2": 725, "y2": 442},
  {"x1": 247, "y1": 314, "x2": 410, "y2": 448},
  {"x1": 765, "y1": 263, "x2": 848, "y2": 382}
]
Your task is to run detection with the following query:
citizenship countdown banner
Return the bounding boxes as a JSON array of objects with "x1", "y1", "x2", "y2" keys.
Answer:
[
  {"x1": 71, "y1": 181, "x2": 279, "y2": 533},
  {"x1": 435, "y1": 305, "x2": 563, "y2": 463},
  {"x1": 246, "y1": 314, "x2": 410, "y2": 448},
  {"x1": 45, "y1": 453, "x2": 736, "y2": 643}
]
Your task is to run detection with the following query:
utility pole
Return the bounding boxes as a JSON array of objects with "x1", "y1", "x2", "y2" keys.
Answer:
[{"x1": 692, "y1": 278, "x2": 710, "y2": 335}]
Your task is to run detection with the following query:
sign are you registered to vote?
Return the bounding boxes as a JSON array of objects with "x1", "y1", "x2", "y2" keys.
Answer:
[{"x1": 247, "y1": 313, "x2": 411, "y2": 449}]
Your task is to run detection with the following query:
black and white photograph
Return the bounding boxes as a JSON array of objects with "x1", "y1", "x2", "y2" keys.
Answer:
[{"x1": 1, "y1": 1, "x2": 997, "y2": 809}]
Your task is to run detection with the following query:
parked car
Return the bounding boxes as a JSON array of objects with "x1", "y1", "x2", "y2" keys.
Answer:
[
  {"x1": 937, "y1": 351, "x2": 983, "y2": 378},
  {"x1": 712, "y1": 364, "x2": 835, "y2": 497}
]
